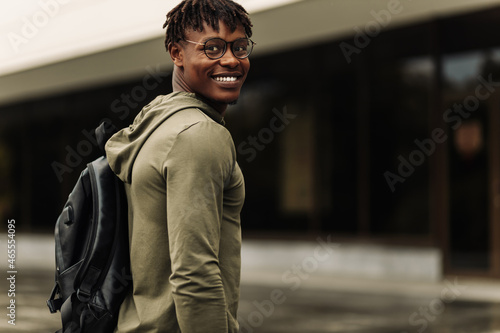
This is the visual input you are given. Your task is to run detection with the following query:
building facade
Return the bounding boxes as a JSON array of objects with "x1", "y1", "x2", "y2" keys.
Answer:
[{"x1": 2, "y1": 0, "x2": 500, "y2": 278}]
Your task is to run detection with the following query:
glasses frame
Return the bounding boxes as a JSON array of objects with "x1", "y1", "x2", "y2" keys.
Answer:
[{"x1": 184, "y1": 37, "x2": 256, "y2": 60}]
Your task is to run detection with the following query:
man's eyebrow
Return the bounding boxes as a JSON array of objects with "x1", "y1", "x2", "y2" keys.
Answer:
[{"x1": 199, "y1": 36, "x2": 247, "y2": 42}]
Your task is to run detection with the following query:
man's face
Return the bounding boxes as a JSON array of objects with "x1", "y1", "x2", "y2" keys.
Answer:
[{"x1": 175, "y1": 20, "x2": 250, "y2": 107}]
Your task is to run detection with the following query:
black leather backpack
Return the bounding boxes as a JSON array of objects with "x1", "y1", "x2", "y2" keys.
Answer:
[{"x1": 47, "y1": 121, "x2": 131, "y2": 333}]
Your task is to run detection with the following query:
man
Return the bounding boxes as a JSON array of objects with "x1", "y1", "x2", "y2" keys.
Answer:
[{"x1": 105, "y1": 1, "x2": 254, "y2": 332}]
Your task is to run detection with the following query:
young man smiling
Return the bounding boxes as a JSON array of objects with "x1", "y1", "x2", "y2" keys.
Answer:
[
  {"x1": 105, "y1": 1, "x2": 254, "y2": 332},
  {"x1": 168, "y1": 1, "x2": 253, "y2": 114}
]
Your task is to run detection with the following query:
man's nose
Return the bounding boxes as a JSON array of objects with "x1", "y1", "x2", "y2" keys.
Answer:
[{"x1": 219, "y1": 49, "x2": 239, "y2": 68}]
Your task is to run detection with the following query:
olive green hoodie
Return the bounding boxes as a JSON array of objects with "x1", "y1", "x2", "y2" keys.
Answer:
[{"x1": 105, "y1": 91, "x2": 245, "y2": 333}]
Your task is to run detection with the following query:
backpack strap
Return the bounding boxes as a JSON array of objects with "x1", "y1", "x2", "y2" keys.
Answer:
[
  {"x1": 47, "y1": 284, "x2": 63, "y2": 314},
  {"x1": 74, "y1": 156, "x2": 122, "y2": 303},
  {"x1": 60, "y1": 293, "x2": 85, "y2": 333},
  {"x1": 95, "y1": 121, "x2": 117, "y2": 154}
]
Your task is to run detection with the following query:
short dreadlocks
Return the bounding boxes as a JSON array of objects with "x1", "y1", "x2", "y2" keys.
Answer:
[{"x1": 163, "y1": 0, "x2": 253, "y2": 52}]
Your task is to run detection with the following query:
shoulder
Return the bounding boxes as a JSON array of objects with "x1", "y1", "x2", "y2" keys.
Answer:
[
  {"x1": 162, "y1": 112, "x2": 235, "y2": 171},
  {"x1": 175, "y1": 114, "x2": 235, "y2": 158},
  {"x1": 155, "y1": 108, "x2": 233, "y2": 146}
]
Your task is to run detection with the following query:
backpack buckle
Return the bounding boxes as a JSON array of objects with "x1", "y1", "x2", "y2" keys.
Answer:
[
  {"x1": 47, "y1": 299, "x2": 63, "y2": 314},
  {"x1": 47, "y1": 284, "x2": 62, "y2": 313},
  {"x1": 76, "y1": 289, "x2": 91, "y2": 303}
]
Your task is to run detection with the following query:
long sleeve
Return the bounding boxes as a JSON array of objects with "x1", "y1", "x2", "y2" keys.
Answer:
[
  {"x1": 110, "y1": 94, "x2": 244, "y2": 333},
  {"x1": 163, "y1": 120, "x2": 236, "y2": 333}
]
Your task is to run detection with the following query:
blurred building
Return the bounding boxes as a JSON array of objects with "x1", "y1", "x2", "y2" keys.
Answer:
[{"x1": 2, "y1": 0, "x2": 500, "y2": 279}]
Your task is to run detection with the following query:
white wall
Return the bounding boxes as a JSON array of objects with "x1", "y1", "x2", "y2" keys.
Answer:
[{"x1": 2, "y1": 0, "x2": 500, "y2": 106}]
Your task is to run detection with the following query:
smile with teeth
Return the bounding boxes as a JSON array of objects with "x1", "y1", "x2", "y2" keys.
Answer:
[{"x1": 214, "y1": 76, "x2": 238, "y2": 82}]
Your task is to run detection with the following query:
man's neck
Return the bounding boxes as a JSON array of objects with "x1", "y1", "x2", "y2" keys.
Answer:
[{"x1": 172, "y1": 65, "x2": 227, "y2": 115}]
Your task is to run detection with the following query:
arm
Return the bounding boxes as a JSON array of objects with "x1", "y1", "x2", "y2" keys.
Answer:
[{"x1": 164, "y1": 120, "x2": 235, "y2": 333}]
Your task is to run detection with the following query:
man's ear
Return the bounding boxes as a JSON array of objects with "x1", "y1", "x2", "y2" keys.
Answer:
[{"x1": 168, "y1": 42, "x2": 184, "y2": 67}]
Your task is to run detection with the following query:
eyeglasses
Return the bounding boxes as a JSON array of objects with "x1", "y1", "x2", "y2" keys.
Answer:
[{"x1": 184, "y1": 37, "x2": 256, "y2": 60}]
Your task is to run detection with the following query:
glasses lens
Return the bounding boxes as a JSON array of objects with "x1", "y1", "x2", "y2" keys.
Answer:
[
  {"x1": 233, "y1": 38, "x2": 252, "y2": 58},
  {"x1": 205, "y1": 39, "x2": 226, "y2": 59}
]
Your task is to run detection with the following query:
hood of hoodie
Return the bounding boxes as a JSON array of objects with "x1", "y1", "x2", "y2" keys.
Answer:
[{"x1": 105, "y1": 91, "x2": 224, "y2": 183}]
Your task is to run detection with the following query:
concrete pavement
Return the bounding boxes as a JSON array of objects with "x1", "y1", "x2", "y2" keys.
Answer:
[{"x1": 2, "y1": 234, "x2": 500, "y2": 332}]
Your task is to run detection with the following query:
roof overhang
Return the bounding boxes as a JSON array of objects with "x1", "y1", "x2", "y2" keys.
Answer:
[{"x1": 2, "y1": 0, "x2": 500, "y2": 106}]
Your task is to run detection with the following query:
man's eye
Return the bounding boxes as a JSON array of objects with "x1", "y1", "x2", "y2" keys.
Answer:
[{"x1": 206, "y1": 45, "x2": 220, "y2": 52}]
